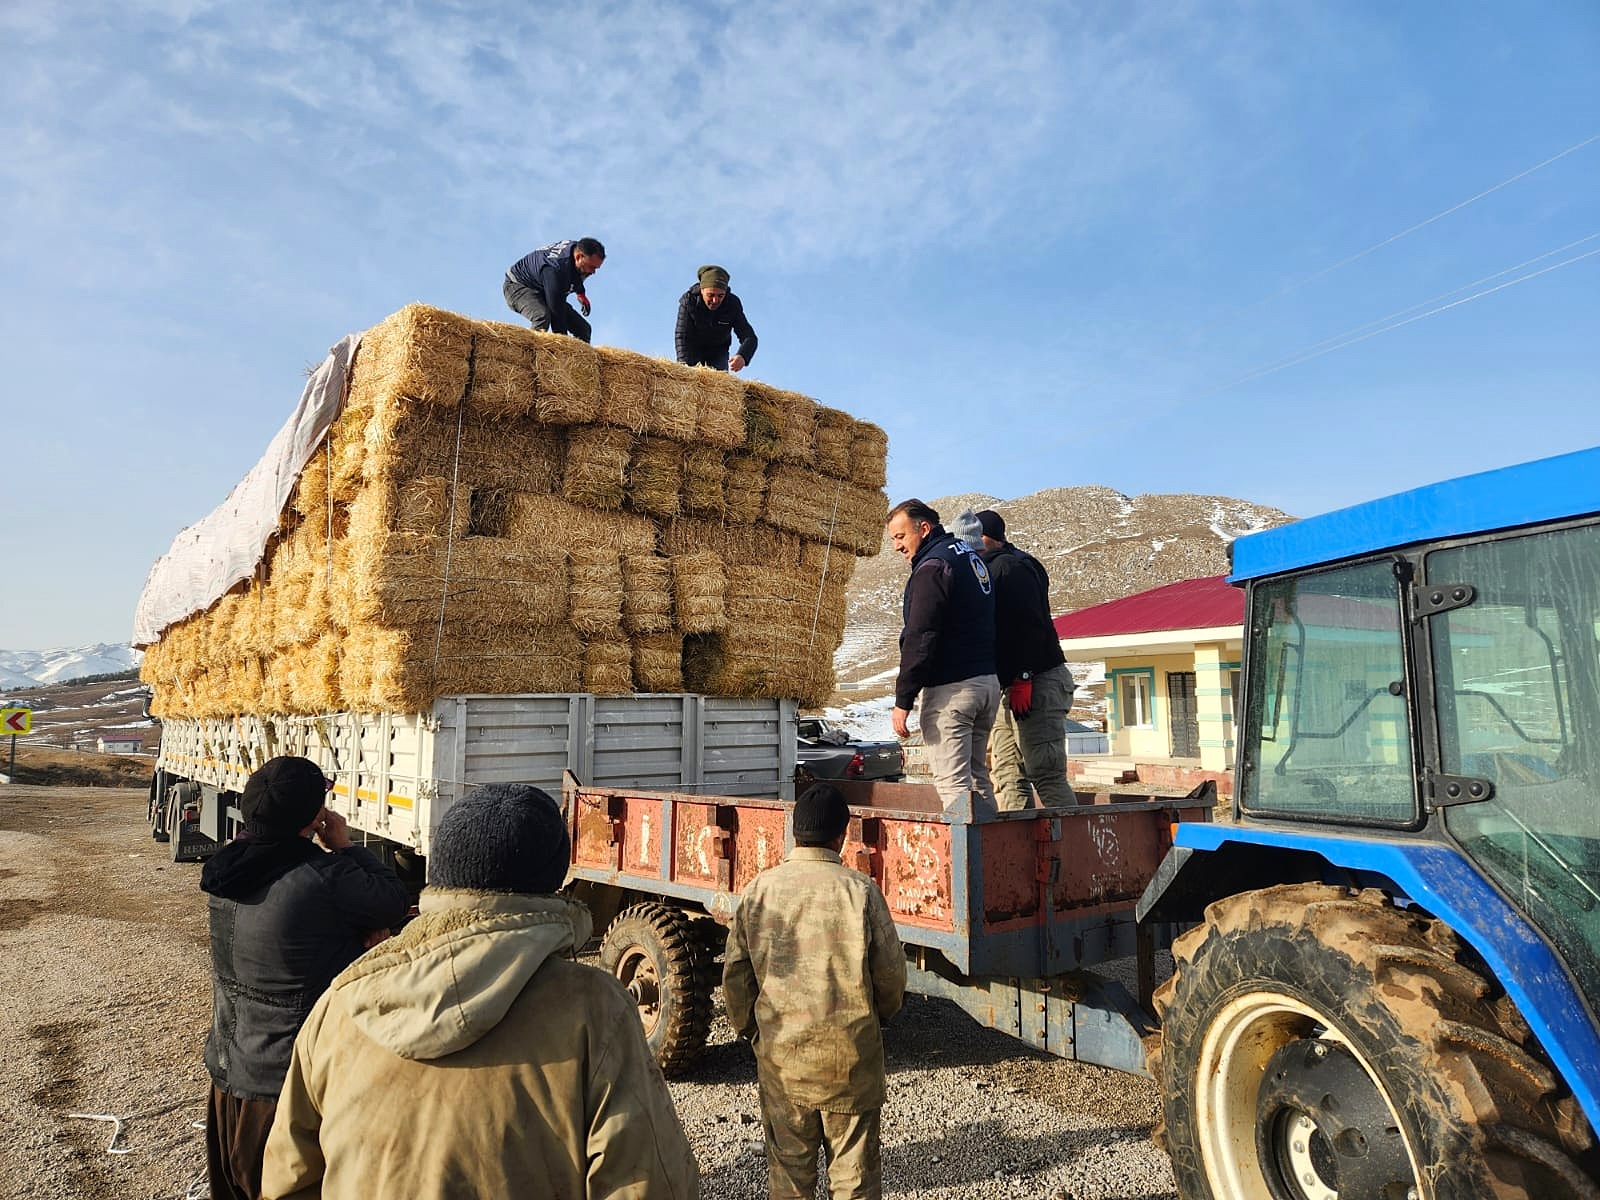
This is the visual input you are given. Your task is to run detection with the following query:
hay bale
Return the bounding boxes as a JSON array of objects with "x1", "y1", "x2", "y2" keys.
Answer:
[
  {"x1": 468, "y1": 322, "x2": 539, "y2": 419},
  {"x1": 569, "y1": 549, "x2": 624, "y2": 636},
  {"x1": 505, "y1": 493, "x2": 656, "y2": 554},
  {"x1": 723, "y1": 454, "x2": 769, "y2": 523},
  {"x1": 693, "y1": 369, "x2": 747, "y2": 449},
  {"x1": 813, "y1": 407, "x2": 855, "y2": 479},
  {"x1": 370, "y1": 409, "x2": 565, "y2": 496},
  {"x1": 292, "y1": 447, "x2": 332, "y2": 523},
  {"x1": 583, "y1": 637, "x2": 635, "y2": 694},
  {"x1": 744, "y1": 381, "x2": 817, "y2": 464},
  {"x1": 563, "y1": 426, "x2": 633, "y2": 510},
  {"x1": 352, "y1": 304, "x2": 475, "y2": 408},
  {"x1": 625, "y1": 437, "x2": 682, "y2": 519},
  {"x1": 763, "y1": 466, "x2": 886, "y2": 555},
  {"x1": 533, "y1": 334, "x2": 601, "y2": 424},
  {"x1": 647, "y1": 362, "x2": 701, "y2": 442},
  {"x1": 681, "y1": 444, "x2": 726, "y2": 516},
  {"x1": 680, "y1": 632, "x2": 725, "y2": 694},
  {"x1": 850, "y1": 420, "x2": 889, "y2": 489},
  {"x1": 622, "y1": 554, "x2": 673, "y2": 635},
  {"x1": 661, "y1": 517, "x2": 802, "y2": 569},
  {"x1": 632, "y1": 632, "x2": 684, "y2": 692},
  {"x1": 671, "y1": 552, "x2": 725, "y2": 633},
  {"x1": 597, "y1": 347, "x2": 657, "y2": 433}
]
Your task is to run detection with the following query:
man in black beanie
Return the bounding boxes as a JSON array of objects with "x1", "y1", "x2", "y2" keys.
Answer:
[
  {"x1": 675, "y1": 263, "x2": 759, "y2": 372},
  {"x1": 261, "y1": 783, "x2": 698, "y2": 1200},
  {"x1": 201, "y1": 755, "x2": 409, "y2": 1200},
  {"x1": 724, "y1": 783, "x2": 906, "y2": 1199}
]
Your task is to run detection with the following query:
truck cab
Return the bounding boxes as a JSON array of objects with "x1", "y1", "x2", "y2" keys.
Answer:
[{"x1": 1141, "y1": 445, "x2": 1600, "y2": 1199}]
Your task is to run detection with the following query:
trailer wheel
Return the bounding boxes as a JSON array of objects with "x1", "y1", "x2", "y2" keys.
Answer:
[
  {"x1": 599, "y1": 904, "x2": 714, "y2": 1077},
  {"x1": 1151, "y1": 883, "x2": 1599, "y2": 1200}
]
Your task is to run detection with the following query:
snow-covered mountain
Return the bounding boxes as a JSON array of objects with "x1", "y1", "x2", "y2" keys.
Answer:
[{"x1": 0, "y1": 643, "x2": 142, "y2": 688}]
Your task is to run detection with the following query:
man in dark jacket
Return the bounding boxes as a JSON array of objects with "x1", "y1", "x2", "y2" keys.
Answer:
[
  {"x1": 201, "y1": 756, "x2": 410, "y2": 1200},
  {"x1": 503, "y1": 237, "x2": 606, "y2": 342},
  {"x1": 675, "y1": 264, "x2": 758, "y2": 372},
  {"x1": 957, "y1": 509, "x2": 1078, "y2": 809},
  {"x1": 886, "y1": 499, "x2": 1001, "y2": 812}
]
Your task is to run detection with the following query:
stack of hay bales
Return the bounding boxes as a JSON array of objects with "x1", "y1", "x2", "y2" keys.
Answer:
[{"x1": 141, "y1": 305, "x2": 888, "y2": 717}]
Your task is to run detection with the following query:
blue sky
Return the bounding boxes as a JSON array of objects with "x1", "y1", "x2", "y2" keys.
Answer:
[{"x1": 3, "y1": 1, "x2": 1597, "y2": 650}]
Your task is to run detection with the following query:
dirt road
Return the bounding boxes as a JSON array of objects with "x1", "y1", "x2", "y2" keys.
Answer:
[{"x1": 1, "y1": 784, "x2": 1176, "y2": 1199}]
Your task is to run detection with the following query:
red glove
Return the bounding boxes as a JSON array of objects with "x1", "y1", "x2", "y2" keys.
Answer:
[
  {"x1": 1007, "y1": 675, "x2": 1033, "y2": 719},
  {"x1": 576, "y1": 292, "x2": 591, "y2": 318}
]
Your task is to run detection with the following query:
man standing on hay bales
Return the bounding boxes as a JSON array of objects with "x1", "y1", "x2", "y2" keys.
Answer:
[
  {"x1": 724, "y1": 782, "x2": 906, "y2": 1200},
  {"x1": 951, "y1": 508, "x2": 1079, "y2": 810},
  {"x1": 261, "y1": 783, "x2": 699, "y2": 1199},
  {"x1": 201, "y1": 756, "x2": 410, "y2": 1200},
  {"x1": 886, "y1": 498, "x2": 1002, "y2": 812},
  {"x1": 676, "y1": 264, "x2": 759, "y2": 372},
  {"x1": 503, "y1": 236, "x2": 605, "y2": 343}
]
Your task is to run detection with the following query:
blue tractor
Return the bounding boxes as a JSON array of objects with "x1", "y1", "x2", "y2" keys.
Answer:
[{"x1": 1139, "y1": 445, "x2": 1600, "y2": 1199}]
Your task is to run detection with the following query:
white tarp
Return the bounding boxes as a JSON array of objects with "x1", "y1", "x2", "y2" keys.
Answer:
[{"x1": 132, "y1": 334, "x2": 361, "y2": 646}]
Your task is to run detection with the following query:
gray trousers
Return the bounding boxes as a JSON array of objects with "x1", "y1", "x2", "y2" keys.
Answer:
[
  {"x1": 992, "y1": 663, "x2": 1078, "y2": 809},
  {"x1": 503, "y1": 275, "x2": 592, "y2": 343},
  {"x1": 919, "y1": 675, "x2": 1000, "y2": 813}
]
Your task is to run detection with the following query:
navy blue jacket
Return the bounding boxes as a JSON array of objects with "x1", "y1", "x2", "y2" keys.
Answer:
[
  {"x1": 980, "y1": 542, "x2": 1067, "y2": 686},
  {"x1": 675, "y1": 286, "x2": 758, "y2": 368},
  {"x1": 507, "y1": 240, "x2": 588, "y2": 337},
  {"x1": 202, "y1": 841, "x2": 410, "y2": 1099},
  {"x1": 895, "y1": 527, "x2": 998, "y2": 710}
]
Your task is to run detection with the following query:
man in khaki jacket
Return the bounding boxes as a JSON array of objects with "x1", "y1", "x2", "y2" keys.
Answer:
[
  {"x1": 261, "y1": 783, "x2": 698, "y2": 1200},
  {"x1": 724, "y1": 783, "x2": 907, "y2": 1199}
]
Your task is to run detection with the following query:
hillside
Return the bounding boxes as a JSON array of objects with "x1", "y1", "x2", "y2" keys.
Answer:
[{"x1": 0, "y1": 677, "x2": 155, "y2": 787}]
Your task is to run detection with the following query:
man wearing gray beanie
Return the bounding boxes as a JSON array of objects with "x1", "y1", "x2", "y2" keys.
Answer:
[
  {"x1": 261, "y1": 783, "x2": 699, "y2": 1200},
  {"x1": 724, "y1": 783, "x2": 906, "y2": 1199}
]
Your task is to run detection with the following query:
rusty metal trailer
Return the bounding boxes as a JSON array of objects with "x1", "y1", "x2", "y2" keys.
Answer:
[{"x1": 562, "y1": 773, "x2": 1211, "y2": 1076}]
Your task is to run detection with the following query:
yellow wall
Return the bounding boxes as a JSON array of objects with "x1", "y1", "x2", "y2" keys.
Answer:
[{"x1": 1105, "y1": 643, "x2": 1237, "y2": 766}]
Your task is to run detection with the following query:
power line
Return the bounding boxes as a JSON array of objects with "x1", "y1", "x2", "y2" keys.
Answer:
[
  {"x1": 1210, "y1": 241, "x2": 1600, "y2": 395},
  {"x1": 1193, "y1": 132, "x2": 1600, "y2": 333}
]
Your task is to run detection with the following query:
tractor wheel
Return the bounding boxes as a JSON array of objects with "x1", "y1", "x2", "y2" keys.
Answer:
[
  {"x1": 599, "y1": 904, "x2": 714, "y2": 1077},
  {"x1": 1150, "y1": 883, "x2": 1599, "y2": 1200}
]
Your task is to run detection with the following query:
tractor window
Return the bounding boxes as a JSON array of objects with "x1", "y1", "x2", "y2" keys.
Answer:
[
  {"x1": 1240, "y1": 560, "x2": 1416, "y2": 824},
  {"x1": 1428, "y1": 522, "x2": 1600, "y2": 1000}
]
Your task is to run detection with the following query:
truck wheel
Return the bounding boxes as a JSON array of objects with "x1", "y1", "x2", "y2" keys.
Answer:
[
  {"x1": 1151, "y1": 883, "x2": 1599, "y2": 1200},
  {"x1": 599, "y1": 904, "x2": 713, "y2": 1077},
  {"x1": 166, "y1": 783, "x2": 213, "y2": 864}
]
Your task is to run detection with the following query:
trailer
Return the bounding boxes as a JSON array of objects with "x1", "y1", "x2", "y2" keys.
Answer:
[
  {"x1": 149, "y1": 693, "x2": 796, "y2": 864},
  {"x1": 563, "y1": 772, "x2": 1212, "y2": 1076}
]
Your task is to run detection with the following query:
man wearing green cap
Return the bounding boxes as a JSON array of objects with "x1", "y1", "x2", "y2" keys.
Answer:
[{"x1": 675, "y1": 264, "x2": 759, "y2": 372}]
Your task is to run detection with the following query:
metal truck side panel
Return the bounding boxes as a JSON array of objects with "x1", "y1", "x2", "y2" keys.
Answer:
[{"x1": 1174, "y1": 821, "x2": 1600, "y2": 1134}]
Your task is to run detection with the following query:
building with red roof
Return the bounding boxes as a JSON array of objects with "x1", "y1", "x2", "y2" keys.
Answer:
[{"x1": 1056, "y1": 575, "x2": 1244, "y2": 782}]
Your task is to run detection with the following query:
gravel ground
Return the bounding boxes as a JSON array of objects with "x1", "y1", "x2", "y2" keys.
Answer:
[{"x1": 0, "y1": 783, "x2": 1177, "y2": 1199}]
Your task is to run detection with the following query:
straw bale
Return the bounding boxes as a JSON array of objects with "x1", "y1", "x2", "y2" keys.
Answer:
[
  {"x1": 467, "y1": 322, "x2": 538, "y2": 419},
  {"x1": 622, "y1": 554, "x2": 674, "y2": 635},
  {"x1": 723, "y1": 454, "x2": 769, "y2": 523},
  {"x1": 680, "y1": 632, "x2": 725, "y2": 694},
  {"x1": 713, "y1": 633, "x2": 836, "y2": 709},
  {"x1": 533, "y1": 334, "x2": 601, "y2": 425},
  {"x1": 563, "y1": 426, "x2": 633, "y2": 511},
  {"x1": 341, "y1": 624, "x2": 585, "y2": 711},
  {"x1": 646, "y1": 362, "x2": 701, "y2": 442},
  {"x1": 569, "y1": 549, "x2": 624, "y2": 636},
  {"x1": 693, "y1": 369, "x2": 747, "y2": 448},
  {"x1": 625, "y1": 437, "x2": 682, "y2": 519},
  {"x1": 505, "y1": 493, "x2": 656, "y2": 555},
  {"x1": 355, "y1": 304, "x2": 475, "y2": 408},
  {"x1": 681, "y1": 445, "x2": 726, "y2": 516},
  {"x1": 299, "y1": 633, "x2": 341, "y2": 713},
  {"x1": 762, "y1": 466, "x2": 886, "y2": 555},
  {"x1": 671, "y1": 552, "x2": 726, "y2": 633},
  {"x1": 661, "y1": 517, "x2": 802, "y2": 570},
  {"x1": 813, "y1": 407, "x2": 855, "y2": 479},
  {"x1": 371, "y1": 409, "x2": 565, "y2": 496},
  {"x1": 356, "y1": 565, "x2": 571, "y2": 632},
  {"x1": 632, "y1": 632, "x2": 684, "y2": 692},
  {"x1": 850, "y1": 420, "x2": 889, "y2": 489},
  {"x1": 328, "y1": 400, "x2": 373, "y2": 504},
  {"x1": 597, "y1": 347, "x2": 657, "y2": 433},
  {"x1": 292, "y1": 447, "x2": 332, "y2": 522},
  {"x1": 583, "y1": 638, "x2": 634, "y2": 694},
  {"x1": 799, "y1": 538, "x2": 859, "y2": 584},
  {"x1": 744, "y1": 381, "x2": 817, "y2": 464}
]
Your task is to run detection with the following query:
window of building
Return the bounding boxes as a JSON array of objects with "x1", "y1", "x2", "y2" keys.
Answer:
[{"x1": 1118, "y1": 671, "x2": 1154, "y2": 728}]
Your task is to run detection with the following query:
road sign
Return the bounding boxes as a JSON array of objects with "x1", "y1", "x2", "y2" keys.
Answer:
[{"x1": 2, "y1": 708, "x2": 31, "y2": 734}]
